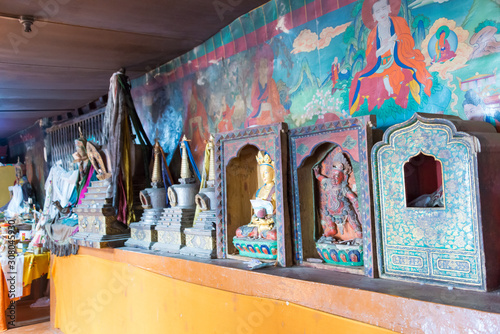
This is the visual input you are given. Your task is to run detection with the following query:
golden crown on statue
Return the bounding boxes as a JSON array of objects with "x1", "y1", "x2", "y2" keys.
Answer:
[{"x1": 256, "y1": 151, "x2": 275, "y2": 168}]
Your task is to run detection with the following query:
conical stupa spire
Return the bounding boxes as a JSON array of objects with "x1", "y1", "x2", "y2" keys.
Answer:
[
  {"x1": 180, "y1": 135, "x2": 192, "y2": 179},
  {"x1": 151, "y1": 139, "x2": 163, "y2": 188},
  {"x1": 208, "y1": 135, "x2": 215, "y2": 182}
]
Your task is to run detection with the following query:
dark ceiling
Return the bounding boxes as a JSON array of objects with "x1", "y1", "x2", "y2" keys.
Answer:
[{"x1": 0, "y1": 0, "x2": 268, "y2": 138}]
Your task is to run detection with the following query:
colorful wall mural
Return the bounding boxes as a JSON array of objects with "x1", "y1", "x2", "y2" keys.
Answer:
[{"x1": 131, "y1": 0, "x2": 500, "y2": 167}]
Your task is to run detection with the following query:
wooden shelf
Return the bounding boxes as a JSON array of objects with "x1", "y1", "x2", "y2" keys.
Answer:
[{"x1": 51, "y1": 246, "x2": 500, "y2": 333}]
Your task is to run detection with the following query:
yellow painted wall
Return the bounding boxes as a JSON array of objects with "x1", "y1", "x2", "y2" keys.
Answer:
[
  {"x1": 52, "y1": 255, "x2": 393, "y2": 334},
  {"x1": 0, "y1": 166, "x2": 15, "y2": 207}
]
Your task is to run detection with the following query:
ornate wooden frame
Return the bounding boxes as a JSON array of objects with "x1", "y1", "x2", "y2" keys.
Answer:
[
  {"x1": 371, "y1": 114, "x2": 500, "y2": 290},
  {"x1": 288, "y1": 116, "x2": 377, "y2": 277},
  {"x1": 214, "y1": 123, "x2": 291, "y2": 267}
]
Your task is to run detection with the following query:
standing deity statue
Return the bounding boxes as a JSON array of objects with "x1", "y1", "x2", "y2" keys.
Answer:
[{"x1": 313, "y1": 151, "x2": 362, "y2": 244}]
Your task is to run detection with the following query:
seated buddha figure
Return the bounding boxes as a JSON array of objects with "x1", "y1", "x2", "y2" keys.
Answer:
[
  {"x1": 313, "y1": 152, "x2": 362, "y2": 243},
  {"x1": 14, "y1": 158, "x2": 34, "y2": 204},
  {"x1": 1, "y1": 158, "x2": 35, "y2": 217},
  {"x1": 235, "y1": 151, "x2": 277, "y2": 240}
]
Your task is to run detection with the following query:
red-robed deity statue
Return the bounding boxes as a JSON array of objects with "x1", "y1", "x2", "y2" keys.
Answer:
[{"x1": 313, "y1": 151, "x2": 362, "y2": 243}]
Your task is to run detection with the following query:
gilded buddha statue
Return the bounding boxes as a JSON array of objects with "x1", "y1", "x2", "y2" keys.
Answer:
[{"x1": 235, "y1": 151, "x2": 277, "y2": 241}]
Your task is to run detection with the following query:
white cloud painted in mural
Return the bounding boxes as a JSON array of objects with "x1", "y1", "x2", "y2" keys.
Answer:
[
  {"x1": 291, "y1": 29, "x2": 317, "y2": 53},
  {"x1": 291, "y1": 23, "x2": 351, "y2": 54},
  {"x1": 409, "y1": 0, "x2": 450, "y2": 9}
]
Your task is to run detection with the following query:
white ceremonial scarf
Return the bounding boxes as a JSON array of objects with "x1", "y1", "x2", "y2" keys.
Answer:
[
  {"x1": 43, "y1": 164, "x2": 78, "y2": 219},
  {"x1": 5, "y1": 185, "x2": 24, "y2": 218}
]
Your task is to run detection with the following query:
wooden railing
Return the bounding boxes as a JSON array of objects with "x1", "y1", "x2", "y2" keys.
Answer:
[{"x1": 45, "y1": 108, "x2": 105, "y2": 171}]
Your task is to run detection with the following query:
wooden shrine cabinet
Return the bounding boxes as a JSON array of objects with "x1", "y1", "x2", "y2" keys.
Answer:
[
  {"x1": 214, "y1": 123, "x2": 292, "y2": 267},
  {"x1": 288, "y1": 116, "x2": 378, "y2": 277},
  {"x1": 372, "y1": 114, "x2": 500, "y2": 291}
]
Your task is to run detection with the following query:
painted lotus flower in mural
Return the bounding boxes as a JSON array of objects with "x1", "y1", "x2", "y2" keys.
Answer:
[{"x1": 295, "y1": 89, "x2": 347, "y2": 126}]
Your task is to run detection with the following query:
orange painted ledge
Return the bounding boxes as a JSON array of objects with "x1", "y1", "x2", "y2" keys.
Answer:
[{"x1": 51, "y1": 247, "x2": 500, "y2": 333}]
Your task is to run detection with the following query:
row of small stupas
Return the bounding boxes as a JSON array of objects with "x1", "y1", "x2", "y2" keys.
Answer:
[
  {"x1": 70, "y1": 134, "x2": 217, "y2": 259},
  {"x1": 126, "y1": 135, "x2": 217, "y2": 258}
]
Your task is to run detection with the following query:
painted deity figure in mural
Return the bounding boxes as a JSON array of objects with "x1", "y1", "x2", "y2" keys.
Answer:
[
  {"x1": 313, "y1": 151, "x2": 362, "y2": 243},
  {"x1": 235, "y1": 151, "x2": 277, "y2": 240},
  {"x1": 217, "y1": 95, "x2": 235, "y2": 133},
  {"x1": 331, "y1": 57, "x2": 340, "y2": 95},
  {"x1": 244, "y1": 44, "x2": 287, "y2": 127},
  {"x1": 349, "y1": 0, "x2": 432, "y2": 114},
  {"x1": 186, "y1": 84, "x2": 210, "y2": 164},
  {"x1": 463, "y1": 89, "x2": 500, "y2": 132},
  {"x1": 433, "y1": 27, "x2": 456, "y2": 63}
]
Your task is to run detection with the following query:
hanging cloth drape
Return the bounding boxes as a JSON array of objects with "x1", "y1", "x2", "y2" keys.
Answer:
[
  {"x1": 183, "y1": 140, "x2": 201, "y2": 182},
  {"x1": 102, "y1": 70, "x2": 152, "y2": 224}
]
